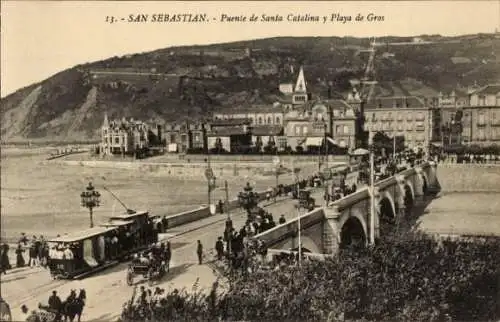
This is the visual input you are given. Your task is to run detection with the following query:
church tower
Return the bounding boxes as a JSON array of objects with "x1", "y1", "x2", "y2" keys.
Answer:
[
  {"x1": 292, "y1": 66, "x2": 309, "y2": 105},
  {"x1": 101, "y1": 113, "x2": 110, "y2": 156}
]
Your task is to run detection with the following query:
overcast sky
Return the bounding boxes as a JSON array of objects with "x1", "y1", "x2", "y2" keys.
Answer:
[{"x1": 1, "y1": 1, "x2": 499, "y2": 97}]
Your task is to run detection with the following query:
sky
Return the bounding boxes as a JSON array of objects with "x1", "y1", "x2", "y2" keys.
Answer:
[{"x1": 1, "y1": 1, "x2": 499, "y2": 97}]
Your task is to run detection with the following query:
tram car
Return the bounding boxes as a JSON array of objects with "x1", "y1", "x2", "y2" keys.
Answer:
[{"x1": 47, "y1": 210, "x2": 153, "y2": 280}]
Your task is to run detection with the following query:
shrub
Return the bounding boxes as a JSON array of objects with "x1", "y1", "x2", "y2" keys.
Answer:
[{"x1": 121, "y1": 232, "x2": 500, "y2": 322}]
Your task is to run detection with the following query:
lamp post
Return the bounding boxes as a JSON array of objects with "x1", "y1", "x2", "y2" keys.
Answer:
[
  {"x1": 81, "y1": 182, "x2": 101, "y2": 228},
  {"x1": 238, "y1": 182, "x2": 258, "y2": 218},
  {"x1": 369, "y1": 139, "x2": 376, "y2": 245}
]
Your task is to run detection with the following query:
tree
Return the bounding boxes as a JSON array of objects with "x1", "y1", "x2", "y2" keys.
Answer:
[{"x1": 371, "y1": 131, "x2": 405, "y2": 155}]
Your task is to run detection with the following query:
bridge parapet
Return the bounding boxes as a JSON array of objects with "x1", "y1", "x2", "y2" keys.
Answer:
[
  {"x1": 253, "y1": 207, "x2": 325, "y2": 250},
  {"x1": 252, "y1": 161, "x2": 439, "y2": 255}
]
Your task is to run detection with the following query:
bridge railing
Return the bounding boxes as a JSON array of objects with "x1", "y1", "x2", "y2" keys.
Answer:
[{"x1": 252, "y1": 207, "x2": 325, "y2": 248}]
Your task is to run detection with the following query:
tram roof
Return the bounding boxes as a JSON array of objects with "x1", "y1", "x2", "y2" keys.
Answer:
[
  {"x1": 48, "y1": 226, "x2": 117, "y2": 243},
  {"x1": 109, "y1": 210, "x2": 149, "y2": 220}
]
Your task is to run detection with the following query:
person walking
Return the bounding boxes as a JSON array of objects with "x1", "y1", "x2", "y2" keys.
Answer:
[
  {"x1": 0, "y1": 244, "x2": 11, "y2": 274},
  {"x1": 196, "y1": 240, "x2": 203, "y2": 265},
  {"x1": 279, "y1": 215, "x2": 286, "y2": 225},
  {"x1": 15, "y1": 243, "x2": 25, "y2": 268},
  {"x1": 215, "y1": 237, "x2": 224, "y2": 260}
]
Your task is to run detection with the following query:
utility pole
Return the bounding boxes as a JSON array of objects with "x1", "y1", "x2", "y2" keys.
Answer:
[
  {"x1": 224, "y1": 180, "x2": 230, "y2": 218},
  {"x1": 393, "y1": 135, "x2": 396, "y2": 157},
  {"x1": 369, "y1": 140, "x2": 375, "y2": 245},
  {"x1": 296, "y1": 181, "x2": 302, "y2": 267}
]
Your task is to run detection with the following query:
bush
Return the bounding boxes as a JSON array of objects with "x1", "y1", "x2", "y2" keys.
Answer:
[{"x1": 121, "y1": 232, "x2": 500, "y2": 322}]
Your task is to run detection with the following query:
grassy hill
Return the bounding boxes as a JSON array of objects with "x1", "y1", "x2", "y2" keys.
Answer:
[{"x1": 2, "y1": 34, "x2": 500, "y2": 143}]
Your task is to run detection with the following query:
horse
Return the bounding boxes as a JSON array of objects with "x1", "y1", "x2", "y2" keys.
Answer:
[{"x1": 61, "y1": 289, "x2": 86, "y2": 322}]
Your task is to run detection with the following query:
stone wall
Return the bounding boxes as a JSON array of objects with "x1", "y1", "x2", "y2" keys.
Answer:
[{"x1": 437, "y1": 164, "x2": 500, "y2": 192}]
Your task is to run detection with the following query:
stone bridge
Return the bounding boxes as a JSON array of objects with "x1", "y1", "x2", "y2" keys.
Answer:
[{"x1": 252, "y1": 161, "x2": 441, "y2": 255}]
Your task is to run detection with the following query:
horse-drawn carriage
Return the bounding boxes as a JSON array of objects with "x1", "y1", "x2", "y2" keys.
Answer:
[
  {"x1": 126, "y1": 251, "x2": 166, "y2": 286},
  {"x1": 298, "y1": 188, "x2": 316, "y2": 211}
]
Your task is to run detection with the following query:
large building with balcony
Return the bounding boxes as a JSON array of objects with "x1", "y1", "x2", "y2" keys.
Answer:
[
  {"x1": 282, "y1": 99, "x2": 357, "y2": 152},
  {"x1": 363, "y1": 96, "x2": 433, "y2": 151},
  {"x1": 462, "y1": 84, "x2": 500, "y2": 145},
  {"x1": 100, "y1": 114, "x2": 162, "y2": 156}
]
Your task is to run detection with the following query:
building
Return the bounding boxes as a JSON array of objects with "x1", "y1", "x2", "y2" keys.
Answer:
[
  {"x1": 206, "y1": 118, "x2": 252, "y2": 153},
  {"x1": 100, "y1": 114, "x2": 162, "y2": 156},
  {"x1": 278, "y1": 66, "x2": 312, "y2": 109},
  {"x1": 281, "y1": 99, "x2": 357, "y2": 152},
  {"x1": 462, "y1": 84, "x2": 500, "y2": 145},
  {"x1": 427, "y1": 90, "x2": 469, "y2": 146},
  {"x1": 164, "y1": 122, "x2": 207, "y2": 153},
  {"x1": 363, "y1": 96, "x2": 433, "y2": 152}
]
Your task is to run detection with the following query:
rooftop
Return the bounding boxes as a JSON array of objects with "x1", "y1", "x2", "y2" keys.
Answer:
[
  {"x1": 210, "y1": 118, "x2": 252, "y2": 126},
  {"x1": 208, "y1": 126, "x2": 248, "y2": 136},
  {"x1": 364, "y1": 96, "x2": 427, "y2": 110},
  {"x1": 472, "y1": 84, "x2": 500, "y2": 95},
  {"x1": 251, "y1": 125, "x2": 284, "y2": 136}
]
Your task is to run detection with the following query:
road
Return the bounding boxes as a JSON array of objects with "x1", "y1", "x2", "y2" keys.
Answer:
[{"x1": 2, "y1": 189, "x2": 325, "y2": 322}]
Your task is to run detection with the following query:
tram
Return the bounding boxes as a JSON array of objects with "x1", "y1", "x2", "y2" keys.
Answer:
[{"x1": 47, "y1": 210, "x2": 154, "y2": 280}]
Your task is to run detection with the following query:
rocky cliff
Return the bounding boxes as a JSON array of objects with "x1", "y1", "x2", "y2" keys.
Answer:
[{"x1": 2, "y1": 34, "x2": 499, "y2": 143}]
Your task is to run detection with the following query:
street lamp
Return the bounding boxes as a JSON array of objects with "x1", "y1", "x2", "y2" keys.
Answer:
[
  {"x1": 81, "y1": 182, "x2": 101, "y2": 228},
  {"x1": 238, "y1": 182, "x2": 259, "y2": 218}
]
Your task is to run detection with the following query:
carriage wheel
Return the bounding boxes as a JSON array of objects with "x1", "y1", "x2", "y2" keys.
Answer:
[{"x1": 126, "y1": 270, "x2": 133, "y2": 286}]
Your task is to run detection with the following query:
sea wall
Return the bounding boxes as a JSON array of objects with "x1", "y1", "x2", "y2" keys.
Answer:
[
  {"x1": 46, "y1": 160, "x2": 321, "y2": 180},
  {"x1": 437, "y1": 164, "x2": 500, "y2": 192}
]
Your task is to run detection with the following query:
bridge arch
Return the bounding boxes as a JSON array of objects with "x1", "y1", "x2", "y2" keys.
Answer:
[
  {"x1": 378, "y1": 191, "x2": 396, "y2": 223},
  {"x1": 403, "y1": 184, "x2": 415, "y2": 209},
  {"x1": 340, "y1": 216, "x2": 367, "y2": 248},
  {"x1": 292, "y1": 236, "x2": 321, "y2": 254},
  {"x1": 420, "y1": 173, "x2": 429, "y2": 195},
  {"x1": 404, "y1": 181, "x2": 415, "y2": 205}
]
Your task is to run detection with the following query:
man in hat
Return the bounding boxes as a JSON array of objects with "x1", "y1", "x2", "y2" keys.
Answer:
[{"x1": 215, "y1": 237, "x2": 224, "y2": 260}]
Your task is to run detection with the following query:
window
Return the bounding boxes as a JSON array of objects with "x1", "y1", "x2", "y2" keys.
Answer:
[
  {"x1": 478, "y1": 129, "x2": 486, "y2": 141},
  {"x1": 278, "y1": 137, "x2": 287, "y2": 149},
  {"x1": 416, "y1": 112, "x2": 425, "y2": 121},
  {"x1": 407, "y1": 112, "x2": 413, "y2": 121},
  {"x1": 115, "y1": 137, "x2": 120, "y2": 144},
  {"x1": 336, "y1": 125, "x2": 342, "y2": 134},
  {"x1": 415, "y1": 122, "x2": 425, "y2": 131},
  {"x1": 303, "y1": 126, "x2": 308, "y2": 135},
  {"x1": 295, "y1": 126, "x2": 301, "y2": 135},
  {"x1": 194, "y1": 134, "x2": 200, "y2": 142},
  {"x1": 276, "y1": 116, "x2": 281, "y2": 124},
  {"x1": 267, "y1": 117, "x2": 272, "y2": 124},
  {"x1": 397, "y1": 113, "x2": 403, "y2": 121},
  {"x1": 343, "y1": 125, "x2": 349, "y2": 134},
  {"x1": 388, "y1": 112, "x2": 393, "y2": 120},
  {"x1": 250, "y1": 117, "x2": 254, "y2": 124},
  {"x1": 170, "y1": 134, "x2": 176, "y2": 143},
  {"x1": 478, "y1": 113, "x2": 486, "y2": 125},
  {"x1": 258, "y1": 117, "x2": 263, "y2": 124}
]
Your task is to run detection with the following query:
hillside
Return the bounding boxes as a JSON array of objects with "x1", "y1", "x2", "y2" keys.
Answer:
[{"x1": 2, "y1": 34, "x2": 500, "y2": 143}]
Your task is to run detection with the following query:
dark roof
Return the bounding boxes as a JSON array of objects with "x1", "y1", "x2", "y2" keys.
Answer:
[
  {"x1": 364, "y1": 96, "x2": 426, "y2": 110},
  {"x1": 319, "y1": 99, "x2": 354, "y2": 110},
  {"x1": 208, "y1": 126, "x2": 248, "y2": 136},
  {"x1": 218, "y1": 105, "x2": 283, "y2": 114},
  {"x1": 210, "y1": 118, "x2": 251, "y2": 126},
  {"x1": 473, "y1": 84, "x2": 500, "y2": 95},
  {"x1": 251, "y1": 125, "x2": 284, "y2": 136}
]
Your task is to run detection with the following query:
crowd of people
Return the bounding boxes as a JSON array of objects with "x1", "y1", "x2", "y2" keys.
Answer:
[{"x1": 0, "y1": 234, "x2": 52, "y2": 274}]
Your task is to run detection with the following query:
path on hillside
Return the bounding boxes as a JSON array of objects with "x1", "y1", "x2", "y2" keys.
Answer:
[{"x1": 4, "y1": 189, "x2": 325, "y2": 322}]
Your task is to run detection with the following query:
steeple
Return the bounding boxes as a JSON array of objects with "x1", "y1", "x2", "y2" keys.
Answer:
[
  {"x1": 294, "y1": 66, "x2": 307, "y2": 93},
  {"x1": 103, "y1": 112, "x2": 109, "y2": 128}
]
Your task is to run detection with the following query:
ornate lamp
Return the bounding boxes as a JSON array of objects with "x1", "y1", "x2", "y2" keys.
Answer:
[{"x1": 81, "y1": 182, "x2": 101, "y2": 228}]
